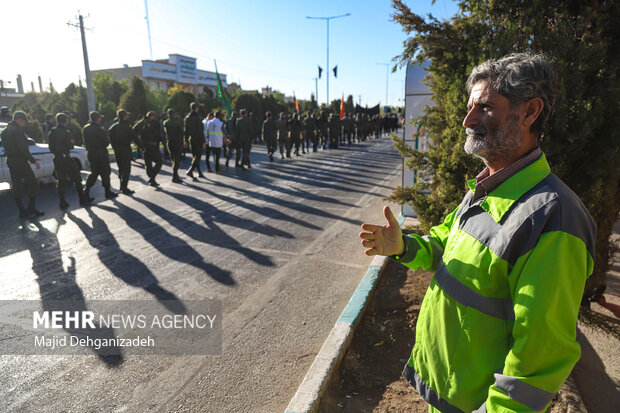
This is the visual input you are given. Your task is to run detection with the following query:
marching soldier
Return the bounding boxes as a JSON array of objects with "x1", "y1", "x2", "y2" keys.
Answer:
[
  {"x1": 303, "y1": 112, "x2": 318, "y2": 152},
  {"x1": 48, "y1": 113, "x2": 92, "y2": 209},
  {"x1": 225, "y1": 111, "x2": 240, "y2": 167},
  {"x1": 134, "y1": 111, "x2": 163, "y2": 187},
  {"x1": 109, "y1": 109, "x2": 138, "y2": 195},
  {"x1": 83, "y1": 111, "x2": 118, "y2": 200},
  {"x1": 236, "y1": 109, "x2": 253, "y2": 169},
  {"x1": 317, "y1": 111, "x2": 329, "y2": 149},
  {"x1": 0, "y1": 111, "x2": 44, "y2": 218},
  {"x1": 163, "y1": 108, "x2": 184, "y2": 183},
  {"x1": 262, "y1": 111, "x2": 278, "y2": 161},
  {"x1": 289, "y1": 112, "x2": 303, "y2": 156},
  {"x1": 276, "y1": 112, "x2": 290, "y2": 158},
  {"x1": 342, "y1": 113, "x2": 354, "y2": 145},
  {"x1": 328, "y1": 113, "x2": 341, "y2": 149},
  {"x1": 184, "y1": 102, "x2": 205, "y2": 179}
]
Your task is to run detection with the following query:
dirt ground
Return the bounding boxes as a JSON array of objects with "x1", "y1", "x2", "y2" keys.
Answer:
[{"x1": 318, "y1": 259, "x2": 581, "y2": 412}]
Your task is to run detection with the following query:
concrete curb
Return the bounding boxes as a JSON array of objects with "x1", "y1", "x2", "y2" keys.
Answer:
[{"x1": 284, "y1": 254, "x2": 390, "y2": 413}]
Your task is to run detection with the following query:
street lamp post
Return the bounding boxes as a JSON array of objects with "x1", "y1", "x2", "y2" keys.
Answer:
[{"x1": 306, "y1": 13, "x2": 350, "y2": 107}]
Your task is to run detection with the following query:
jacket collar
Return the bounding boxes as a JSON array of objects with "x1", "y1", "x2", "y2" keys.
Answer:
[{"x1": 467, "y1": 153, "x2": 550, "y2": 223}]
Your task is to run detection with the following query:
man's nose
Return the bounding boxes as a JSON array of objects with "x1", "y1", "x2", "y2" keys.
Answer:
[{"x1": 462, "y1": 108, "x2": 478, "y2": 129}]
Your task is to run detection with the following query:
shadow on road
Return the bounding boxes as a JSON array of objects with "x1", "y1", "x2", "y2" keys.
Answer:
[
  {"x1": 96, "y1": 202, "x2": 236, "y2": 286},
  {"x1": 140, "y1": 188, "x2": 277, "y2": 267},
  {"x1": 22, "y1": 217, "x2": 123, "y2": 366},
  {"x1": 68, "y1": 209, "x2": 187, "y2": 314}
]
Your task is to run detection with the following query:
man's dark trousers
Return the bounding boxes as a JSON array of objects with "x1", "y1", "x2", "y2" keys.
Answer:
[{"x1": 143, "y1": 143, "x2": 162, "y2": 179}]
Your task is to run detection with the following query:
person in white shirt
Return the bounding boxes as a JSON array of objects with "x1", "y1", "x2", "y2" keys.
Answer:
[{"x1": 205, "y1": 111, "x2": 225, "y2": 172}]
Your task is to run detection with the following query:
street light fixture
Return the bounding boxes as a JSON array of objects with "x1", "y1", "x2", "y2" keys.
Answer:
[{"x1": 306, "y1": 13, "x2": 351, "y2": 107}]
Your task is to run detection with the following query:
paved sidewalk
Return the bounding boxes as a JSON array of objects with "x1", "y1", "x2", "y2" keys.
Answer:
[{"x1": 572, "y1": 216, "x2": 620, "y2": 412}]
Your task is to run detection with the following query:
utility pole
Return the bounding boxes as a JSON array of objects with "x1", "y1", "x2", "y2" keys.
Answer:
[
  {"x1": 144, "y1": 0, "x2": 153, "y2": 60},
  {"x1": 67, "y1": 14, "x2": 95, "y2": 112},
  {"x1": 306, "y1": 13, "x2": 351, "y2": 106},
  {"x1": 377, "y1": 62, "x2": 391, "y2": 111}
]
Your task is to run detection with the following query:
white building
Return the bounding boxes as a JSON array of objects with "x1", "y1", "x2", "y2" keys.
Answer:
[{"x1": 92, "y1": 54, "x2": 228, "y2": 97}]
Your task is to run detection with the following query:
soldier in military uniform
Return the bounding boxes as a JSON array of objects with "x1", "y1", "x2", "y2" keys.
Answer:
[
  {"x1": 289, "y1": 112, "x2": 303, "y2": 156},
  {"x1": 262, "y1": 111, "x2": 278, "y2": 161},
  {"x1": 276, "y1": 112, "x2": 290, "y2": 158},
  {"x1": 49, "y1": 113, "x2": 92, "y2": 208},
  {"x1": 317, "y1": 111, "x2": 329, "y2": 149},
  {"x1": 134, "y1": 111, "x2": 163, "y2": 187},
  {"x1": 163, "y1": 108, "x2": 184, "y2": 183},
  {"x1": 342, "y1": 113, "x2": 354, "y2": 145},
  {"x1": 303, "y1": 112, "x2": 318, "y2": 152},
  {"x1": 42, "y1": 114, "x2": 56, "y2": 142},
  {"x1": 184, "y1": 102, "x2": 205, "y2": 179},
  {"x1": 236, "y1": 109, "x2": 253, "y2": 169},
  {"x1": 0, "y1": 106, "x2": 12, "y2": 122},
  {"x1": 0, "y1": 111, "x2": 44, "y2": 218},
  {"x1": 225, "y1": 111, "x2": 240, "y2": 167},
  {"x1": 83, "y1": 111, "x2": 117, "y2": 200},
  {"x1": 109, "y1": 109, "x2": 138, "y2": 195},
  {"x1": 328, "y1": 113, "x2": 341, "y2": 149}
]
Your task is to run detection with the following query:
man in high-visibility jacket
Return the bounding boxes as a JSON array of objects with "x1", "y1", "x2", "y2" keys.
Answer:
[{"x1": 360, "y1": 53, "x2": 596, "y2": 413}]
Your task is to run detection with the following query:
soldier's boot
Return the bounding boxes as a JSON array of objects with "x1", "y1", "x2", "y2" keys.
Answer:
[
  {"x1": 16, "y1": 198, "x2": 29, "y2": 218},
  {"x1": 197, "y1": 170, "x2": 206, "y2": 178},
  {"x1": 104, "y1": 187, "x2": 119, "y2": 199},
  {"x1": 78, "y1": 182, "x2": 94, "y2": 204},
  {"x1": 149, "y1": 177, "x2": 160, "y2": 187},
  {"x1": 26, "y1": 197, "x2": 44, "y2": 217},
  {"x1": 78, "y1": 189, "x2": 93, "y2": 207},
  {"x1": 84, "y1": 184, "x2": 94, "y2": 201},
  {"x1": 172, "y1": 173, "x2": 182, "y2": 184},
  {"x1": 121, "y1": 186, "x2": 135, "y2": 195},
  {"x1": 59, "y1": 192, "x2": 70, "y2": 209}
]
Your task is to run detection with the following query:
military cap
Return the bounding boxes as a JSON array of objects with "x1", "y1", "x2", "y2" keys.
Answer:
[
  {"x1": 146, "y1": 111, "x2": 157, "y2": 118},
  {"x1": 12, "y1": 111, "x2": 29, "y2": 121},
  {"x1": 56, "y1": 113, "x2": 69, "y2": 124},
  {"x1": 117, "y1": 109, "x2": 129, "y2": 118},
  {"x1": 190, "y1": 102, "x2": 199, "y2": 110},
  {"x1": 89, "y1": 111, "x2": 103, "y2": 122},
  {"x1": 167, "y1": 108, "x2": 175, "y2": 116}
]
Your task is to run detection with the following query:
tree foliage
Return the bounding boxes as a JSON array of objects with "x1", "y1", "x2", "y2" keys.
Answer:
[
  {"x1": 119, "y1": 77, "x2": 148, "y2": 121},
  {"x1": 167, "y1": 89, "x2": 196, "y2": 116},
  {"x1": 389, "y1": 0, "x2": 620, "y2": 301}
]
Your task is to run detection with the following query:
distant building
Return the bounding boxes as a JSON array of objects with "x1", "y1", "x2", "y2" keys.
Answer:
[
  {"x1": 261, "y1": 86, "x2": 274, "y2": 95},
  {"x1": 92, "y1": 54, "x2": 228, "y2": 97}
]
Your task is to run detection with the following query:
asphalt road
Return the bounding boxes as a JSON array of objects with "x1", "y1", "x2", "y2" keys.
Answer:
[{"x1": 0, "y1": 136, "x2": 403, "y2": 412}]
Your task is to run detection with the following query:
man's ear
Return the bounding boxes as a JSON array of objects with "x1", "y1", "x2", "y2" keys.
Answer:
[{"x1": 521, "y1": 97, "x2": 544, "y2": 128}]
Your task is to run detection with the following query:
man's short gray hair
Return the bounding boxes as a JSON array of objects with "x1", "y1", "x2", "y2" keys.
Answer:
[{"x1": 466, "y1": 53, "x2": 558, "y2": 137}]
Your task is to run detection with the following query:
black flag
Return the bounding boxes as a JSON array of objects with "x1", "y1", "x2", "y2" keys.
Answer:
[
  {"x1": 333, "y1": 65, "x2": 338, "y2": 78},
  {"x1": 318, "y1": 66, "x2": 323, "y2": 79}
]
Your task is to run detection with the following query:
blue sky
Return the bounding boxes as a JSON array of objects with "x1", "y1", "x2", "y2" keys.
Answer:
[{"x1": 2, "y1": 0, "x2": 459, "y2": 107}]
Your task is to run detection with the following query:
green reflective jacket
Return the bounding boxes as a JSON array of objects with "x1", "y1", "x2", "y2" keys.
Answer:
[{"x1": 394, "y1": 153, "x2": 596, "y2": 413}]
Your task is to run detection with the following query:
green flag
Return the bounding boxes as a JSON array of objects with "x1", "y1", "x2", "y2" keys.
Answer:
[{"x1": 214, "y1": 60, "x2": 233, "y2": 114}]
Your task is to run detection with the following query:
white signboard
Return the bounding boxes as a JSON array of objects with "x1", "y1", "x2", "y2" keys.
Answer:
[{"x1": 142, "y1": 61, "x2": 177, "y2": 81}]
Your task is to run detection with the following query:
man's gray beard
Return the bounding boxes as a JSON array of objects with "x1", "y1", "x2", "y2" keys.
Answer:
[{"x1": 464, "y1": 111, "x2": 522, "y2": 165}]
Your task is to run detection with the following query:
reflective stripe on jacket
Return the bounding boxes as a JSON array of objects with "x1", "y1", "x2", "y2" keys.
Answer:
[{"x1": 394, "y1": 153, "x2": 596, "y2": 412}]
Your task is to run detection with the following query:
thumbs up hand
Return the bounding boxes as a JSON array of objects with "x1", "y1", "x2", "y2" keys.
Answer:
[{"x1": 359, "y1": 206, "x2": 404, "y2": 256}]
